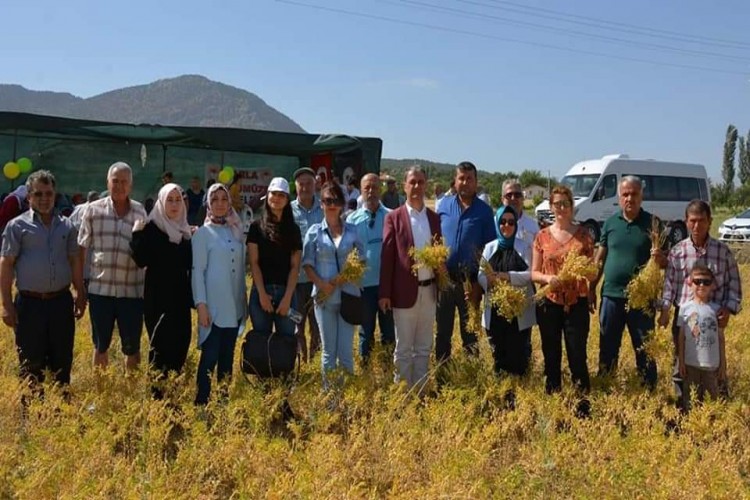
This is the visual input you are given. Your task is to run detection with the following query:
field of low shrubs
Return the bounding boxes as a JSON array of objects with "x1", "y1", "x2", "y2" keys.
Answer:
[{"x1": 1, "y1": 267, "x2": 749, "y2": 498}]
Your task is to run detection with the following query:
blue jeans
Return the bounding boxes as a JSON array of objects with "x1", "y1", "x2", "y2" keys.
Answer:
[
  {"x1": 598, "y1": 296, "x2": 657, "y2": 389},
  {"x1": 195, "y1": 323, "x2": 238, "y2": 405},
  {"x1": 249, "y1": 284, "x2": 296, "y2": 337},
  {"x1": 359, "y1": 285, "x2": 395, "y2": 359},
  {"x1": 89, "y1": 294, "x2": 144, "y2": 356},
  {"x1": 314, "y1": 301, "x2": 355, "y2": 389}
]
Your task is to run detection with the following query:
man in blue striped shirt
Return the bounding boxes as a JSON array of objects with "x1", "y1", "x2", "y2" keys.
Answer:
[
  {"x1": 347, "y1": 173, "x2": 393, "y2": 362},
  {"x1": 436, "y1": 162, "x2": 496, "y2": 363}
]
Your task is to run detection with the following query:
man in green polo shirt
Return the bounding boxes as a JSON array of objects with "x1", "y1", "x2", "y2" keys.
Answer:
[{"x1": 591, "y1": 176, "x2": 667, "y2": 390}]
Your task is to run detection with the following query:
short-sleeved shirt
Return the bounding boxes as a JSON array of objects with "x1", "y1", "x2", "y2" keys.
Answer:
[
  {"x1": 515, "y1": 212, "x2": 540, "y2": 249},
  {"x1": 346, "y1": 204, "x2": 390, "y2": 287},
  {"x1": 291, "y1": 198, "x2": 323, "y2": 284},
  {"x1": 246, "y1": 220, "x2": 302, "y2": 286},
  {"x1": 679, "y1": 300, "x2": 721, "y2": 370},
  {"x1": 77, "y1": 197, "x2": 147, "y2": 298},
  {"x1": 534, "y1": 225, "x2": 595, "y2": 306},
  {"x1": 600, "y1": 209, "x2": 654, "y2": 299},
  {"x1": 1, "y1": 210, "x2": 78, "y2": 292},
  {"x1": 438, "y1": 194, "x2": 496, "y2": 277}
]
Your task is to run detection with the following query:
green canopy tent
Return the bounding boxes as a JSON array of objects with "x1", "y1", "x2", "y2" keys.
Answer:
[{"x1": 0, "y1": 111, "x2": 382, "y2": 201}]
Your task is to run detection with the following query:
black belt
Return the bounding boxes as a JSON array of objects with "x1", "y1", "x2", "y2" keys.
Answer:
[
  {"x1": 417, "y1": 278, "x2": 435, "y2": 287},
  {"x1": 19, "y1": 288, "x2": 69, "y2": 300}
]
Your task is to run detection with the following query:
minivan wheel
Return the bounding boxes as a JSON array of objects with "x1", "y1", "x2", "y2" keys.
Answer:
[
  {"x1": 583, "y1": 220, "x2": 600, "y2": 243},
  {"x1": 669, "y1": 222, "x2": 687, "y2": 246}
]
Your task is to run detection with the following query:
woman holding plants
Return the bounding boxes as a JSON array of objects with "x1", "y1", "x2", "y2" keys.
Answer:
[
  {"x1": 531, "y1": 185, "x2": 595, "y2": 415},
  {"x1": 302, "y1": 182, "x2": 364, "y2": 391}
]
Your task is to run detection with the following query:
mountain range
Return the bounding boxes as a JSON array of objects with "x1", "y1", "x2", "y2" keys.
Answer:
[{"x1": 0, "y1": 74, "x2": 305, "y2": 133}]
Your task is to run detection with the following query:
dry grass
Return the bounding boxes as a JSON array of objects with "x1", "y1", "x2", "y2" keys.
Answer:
[{"x1": 1, "y1": 267, "x2": 750, "y2": 497}]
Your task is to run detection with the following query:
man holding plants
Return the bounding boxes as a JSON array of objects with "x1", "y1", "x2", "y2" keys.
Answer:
[{"x1": 591, "y1": 176, "x2": 667, "y2": 390}]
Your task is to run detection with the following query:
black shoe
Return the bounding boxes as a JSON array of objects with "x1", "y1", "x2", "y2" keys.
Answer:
[{"x1": 575, "y1": 398, "x2": 591, "y2": 419}]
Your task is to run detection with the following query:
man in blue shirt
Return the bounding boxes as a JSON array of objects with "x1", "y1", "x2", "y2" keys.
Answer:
[
  {"x1": 346, "y1": 173, "x2": 394, "y2": 362},
  {"x1": 436, "y1": 162, "x2": 496, "y2": 362},
  {"x1": 291, "y1": 167, "x2": 324, "y2": 362},
  {"x1": 1, "y1": 170, "x2": 86, "y2": 392}
]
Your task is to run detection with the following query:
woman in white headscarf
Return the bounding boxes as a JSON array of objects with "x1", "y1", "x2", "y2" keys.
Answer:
[
  {"x1": 131, "y1": 183, "x2": 193, "y2": 399},
  {"x1": 190, "y1": 183, "x2": 247, "y2": 405}
]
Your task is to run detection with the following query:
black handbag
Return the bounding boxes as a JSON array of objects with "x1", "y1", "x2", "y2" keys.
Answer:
[
  {"x1": 241, "y1": 330, "x2": 298, "y2": 378},
  {"x1": 324, "y1": 228, "x2": 364, "y2": 325},
  {"x1": 340, "y1": 290, "x2": 363, "y2": 325}
]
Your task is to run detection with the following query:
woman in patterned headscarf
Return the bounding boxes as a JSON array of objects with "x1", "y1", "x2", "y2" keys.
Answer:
[{"x1": 191, "y1": 183, "x2": 247, "y2": 405}]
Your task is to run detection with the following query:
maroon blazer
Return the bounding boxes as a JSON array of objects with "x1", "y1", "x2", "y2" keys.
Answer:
[{"x1": 379, "y1": 204, "x2": 441, "y2": 309}]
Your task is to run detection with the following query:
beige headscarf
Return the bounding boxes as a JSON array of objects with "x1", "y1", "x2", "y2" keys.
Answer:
[
  {"x1": 148, "y1": 183, "x2": 192, "y2": 244},
  {"x1": 204, "y1": 183, "x2": 244, "y2": 241}
]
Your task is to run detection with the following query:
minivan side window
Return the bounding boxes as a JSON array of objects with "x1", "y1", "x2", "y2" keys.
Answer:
[
  {"x1": 593, "y1": 174, "x2": 617, "y2": 201},
  {"x1": 626, "y1": 174, "x2": 704, "y2": 201}
]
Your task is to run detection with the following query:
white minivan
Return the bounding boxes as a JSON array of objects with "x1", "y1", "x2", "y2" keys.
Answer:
[{"x1": 535, "y1": 154, "x2": 710, "y2": 244}]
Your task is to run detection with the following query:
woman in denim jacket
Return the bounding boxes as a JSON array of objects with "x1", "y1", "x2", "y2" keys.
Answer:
[{"x1": 302, "y1": 182, "x2": 365, "y2": 390}]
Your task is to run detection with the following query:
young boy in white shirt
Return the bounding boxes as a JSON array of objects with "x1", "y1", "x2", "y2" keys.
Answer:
[{"x1": 678, "y1": 263, "x2": 727, "y2": 411}]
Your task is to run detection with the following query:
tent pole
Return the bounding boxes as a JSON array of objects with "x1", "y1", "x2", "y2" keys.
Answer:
[
  {"x1": 162, "y1": 145, "x2": 167, "y2": 172},
  {"x1": 12, "y1": 129, "x2": 18, "y2": 159}
]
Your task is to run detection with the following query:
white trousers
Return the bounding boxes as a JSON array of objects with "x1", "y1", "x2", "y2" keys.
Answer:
[{"x1": 393, "y1": 286, "x2": 437, "y2": 392}]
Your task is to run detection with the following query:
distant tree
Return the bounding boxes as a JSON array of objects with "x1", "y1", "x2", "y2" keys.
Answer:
[
  {"x1": 722, "y1": 124, "x2": 738, "y2": 194},
  {"x1": 739, "y1": 131, "x2": 750, "y2": 186},
  {"x1": 519, "y1": 170, "x2": 547, "y2": 188}
]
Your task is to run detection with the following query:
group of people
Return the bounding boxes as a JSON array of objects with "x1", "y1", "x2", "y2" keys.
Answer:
[{"x1": 0, "y1": 160, "x2": 742, "y2": 415}]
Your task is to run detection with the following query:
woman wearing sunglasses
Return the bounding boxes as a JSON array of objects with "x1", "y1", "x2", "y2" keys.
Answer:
[
  {"x1": 531, "y1": 185, "x2": 595, "y2": 416},
  {"x1": 478, "y1": 205, "x2": 536, "y2": 386},
  {"x1": 302, "y1": 182, "x2": 365, "y2": 393}
]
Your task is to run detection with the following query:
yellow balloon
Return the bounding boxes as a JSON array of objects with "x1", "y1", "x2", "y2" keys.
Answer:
[
  {"x1": 3, "y1": 162, "x2": 20, "y2": 180},
  {"x1": 218, "y1": 170, "x2": 232, "y2": 184}
]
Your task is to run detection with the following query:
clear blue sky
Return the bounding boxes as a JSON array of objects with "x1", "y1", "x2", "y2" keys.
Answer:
[{"x1": 1, "y1": 0, "x2": 749, "y2": 180}]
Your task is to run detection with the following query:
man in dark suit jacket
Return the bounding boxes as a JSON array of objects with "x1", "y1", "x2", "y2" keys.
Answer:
[{"x1": 379, "y1": 166, "x2": 441, "y2": 393}]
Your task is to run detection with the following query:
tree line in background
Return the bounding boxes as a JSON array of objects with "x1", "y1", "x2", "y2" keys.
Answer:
[
  {"x1": 380, "y1": 158, "x2": 557, "y2": 207},
  {"x1": 716, "y1": 124, "x2": 750, "y2": 208}
]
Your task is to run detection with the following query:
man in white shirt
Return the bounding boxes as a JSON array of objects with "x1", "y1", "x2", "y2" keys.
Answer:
[
  {"x1": 502, "y1": 179, "x2": 539, "y2": 249},
  {"x1": 379, "y1": 167, "x2": 442, "y2": 394}
]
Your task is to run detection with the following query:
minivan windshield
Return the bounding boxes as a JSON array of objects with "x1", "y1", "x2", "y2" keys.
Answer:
[{"x1": 560, "y1": 174, "x2": 601, "y2": 198}]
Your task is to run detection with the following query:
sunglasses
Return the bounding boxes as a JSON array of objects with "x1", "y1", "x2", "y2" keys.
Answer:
[
  {"x1": 504, "y1": 192, "x2": 523, "y2": 200},
  {"x1": 322, "y1": 197, "x2": 343, "y2": 207},
  {"x1": 499, "y1": 219, "x2": 516, "y2": 227},
  {"x1": 552, "y1": 200, "x2": 572, "y2": 209},
  {"x1": 692, "y1": 278, "x2": 713, "y2": 286}
]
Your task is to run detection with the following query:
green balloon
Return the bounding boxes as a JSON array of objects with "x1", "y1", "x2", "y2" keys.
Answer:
[
  {"x1": 222, "y1": 166, "x2": 235, "y2": 177},
  {"x1": 17, "y1": 157, "x2": 32, "y2": 173}
]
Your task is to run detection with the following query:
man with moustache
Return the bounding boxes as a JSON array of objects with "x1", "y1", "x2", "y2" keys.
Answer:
[
  {"x1": 347, "y1": 173, "x2": 393, "y2": 363},
  {"x1": 379, "y1": 166, "x2": 441, "y2": 392},
  {"x1": 291, "y1": 167, "x2": 324, "y2": 361},
  {"x1": 1, "y1": 170, "x2": 86, "y2": 390}
]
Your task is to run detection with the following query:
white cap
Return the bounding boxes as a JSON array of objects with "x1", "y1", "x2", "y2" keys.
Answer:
[{"x1": 262, "y1": 177, "x2": 290, "y2": 199}]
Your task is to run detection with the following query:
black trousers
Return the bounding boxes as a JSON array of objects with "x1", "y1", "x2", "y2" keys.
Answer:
[
  {"x1": 536, "y1": 298, "x2": 591, "y2": 394},
  {"x1": 486, "y1": 317, "x2": 531, "y2": 376},
  {"x1": 435, "y1": 278, "x2": 477, "y2": 362},
  {"x1": 14, "y1": 291, "x2": 75, "y2": 385},
  {"x1": 146, "y1": 305, "x2": 192, "y2": 380}
]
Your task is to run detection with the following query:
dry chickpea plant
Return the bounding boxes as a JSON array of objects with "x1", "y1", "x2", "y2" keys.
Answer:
[
  {"x1": 315, "y1": 248, "x2": 366, "y2": 304},
  {"x1": 626, "y1": 218, "x2": 669, "y2": 316},
  {"x1": 533, "y1": 249, "x2": 600, "y2": 302},
  {"x1": 480, "y1": 258, "x2": 528, "y2": 320},
  {"x1": 408, "y1": 235, "x2": 451, "y2": 291},
  {"x1": 1, "y1": 268, "x2": 750, "y2": 497}
]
